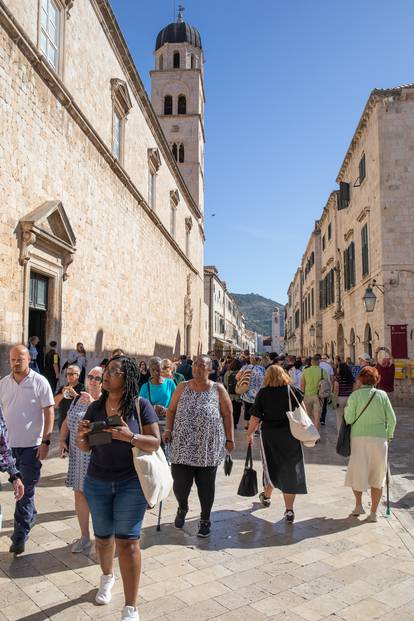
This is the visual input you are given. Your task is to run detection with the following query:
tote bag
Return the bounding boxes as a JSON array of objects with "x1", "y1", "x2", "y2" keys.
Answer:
[
  {"x1": 286, "y1": 386, "x2": 320, "y2": 448},
  {"x1": 132, "y1": 398, "x2": 173, "y2": 508},
  {"x1": 237, "y1": 444, "x2": 258, "y2": 496}
]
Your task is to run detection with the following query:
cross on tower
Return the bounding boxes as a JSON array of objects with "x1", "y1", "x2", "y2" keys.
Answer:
[{"x1": 177, "y1": 4, "x2": 185, "y2": 22}]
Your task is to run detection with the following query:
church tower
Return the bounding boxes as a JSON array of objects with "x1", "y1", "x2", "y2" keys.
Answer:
[{"x1": 151, "y1": 6, "x2": 205, "y2": 214}]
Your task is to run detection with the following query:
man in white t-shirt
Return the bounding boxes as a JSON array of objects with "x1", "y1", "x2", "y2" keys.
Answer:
[
  {"x1": 317, "y1": 355, "x2": 334, "y2": 426},
  {"x1": 0, "y1": 344, "x2": 54, "y2": 555}
]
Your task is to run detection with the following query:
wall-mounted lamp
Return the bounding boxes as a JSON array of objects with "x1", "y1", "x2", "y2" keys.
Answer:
[{"x1": 363, "y1": 279, "x2": 385, "y2": 312}]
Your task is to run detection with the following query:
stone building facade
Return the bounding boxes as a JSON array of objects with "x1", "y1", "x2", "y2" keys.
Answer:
[
  {"x1": 0, "y1": 0, "x2": 207, "y2": 370},
  {"x1": 203, "y1": 266, "x2": 250, "y2": 355},
  {"x1": 285, "y1": 85, "x2": 414, "y2": 404}
]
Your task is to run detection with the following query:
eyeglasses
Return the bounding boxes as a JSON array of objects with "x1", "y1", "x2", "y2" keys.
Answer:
[
  {"x1": 67, "y1": 372, "x2": 79, "y2": 376},
  {"x1": 103, "y1": 368, "x2": 125, "y2": 377},
  {"x1": 87, "y1": 375, "x2": 102, "y2": 382}
]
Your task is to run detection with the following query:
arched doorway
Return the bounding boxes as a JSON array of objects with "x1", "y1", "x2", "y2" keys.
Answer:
[
  {"x1": 364, "y1": 323, "x2": 373, "y2": 358},
  {"x1": 349, "y1": 328, "x2": 356, "y2": 362},
  {"x1": 337, "y1": 324, "x2": 344, "y2": 360}
]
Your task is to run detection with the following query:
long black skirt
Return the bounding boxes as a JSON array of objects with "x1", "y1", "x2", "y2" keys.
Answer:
[{"x1": 260, "y1": 427, "x2": 307, "y2": 494}]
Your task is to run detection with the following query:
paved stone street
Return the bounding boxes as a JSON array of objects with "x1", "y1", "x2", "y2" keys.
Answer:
[{"x1": 0, "y1": 408, "x2": 413, "y2": 621}]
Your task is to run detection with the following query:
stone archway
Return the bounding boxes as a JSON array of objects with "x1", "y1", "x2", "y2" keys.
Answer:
[{"x1": 337, "y1": 324, "x2": 344, "y2": 360}]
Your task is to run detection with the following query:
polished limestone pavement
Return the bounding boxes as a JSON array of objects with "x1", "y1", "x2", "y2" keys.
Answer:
[{"x1": 0, "y1": 406, "x2": 413, "y2": 621}]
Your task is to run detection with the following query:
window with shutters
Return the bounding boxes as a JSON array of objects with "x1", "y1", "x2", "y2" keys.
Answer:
[
  {"x1": 311, "y1": 288, "x2": 314, "y2": 316},
  {"x1": 178, "y1": 143, "x2": 185, "y2": 163},
  {"x1": 343, "y1": 242, "x2": 356, "y2": 290},
  {"x1": 164, "y1": 95, "x2": 173, "y2": 115},
  {"x1": 110, "y1": 79, "x2": 132, "y2": 164},
  {"x1": 172, "y1": 143, "x2": 178, "y2": 161},
  {"x1": 361, "y1": 224, "x2": 369, "y2": 276},
  {"x1": 359, "y1": 153, "x2": 366, "y2": 184},
  {"x1": 294, "y1": 309, "x2": 300, "y2": 329}
]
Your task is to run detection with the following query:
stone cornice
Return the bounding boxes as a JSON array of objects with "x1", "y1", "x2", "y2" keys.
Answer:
[
  {"x1": 336, "y1": 85, "x2": 414, "y2": 183},
  {"x1": 0, "y1": 1, "x2": 201, "y2": 276}
]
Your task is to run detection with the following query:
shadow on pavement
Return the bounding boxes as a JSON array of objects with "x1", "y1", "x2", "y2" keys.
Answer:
[
  {"x1": 7, "y1": 590, "x2": 96, "y2": 621},
  {"x1": 1, "y1": 509, "x2": 76, "y2": 531}
]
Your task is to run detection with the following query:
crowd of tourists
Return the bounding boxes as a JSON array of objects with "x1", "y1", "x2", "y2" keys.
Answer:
[{"x1": 0, "y1": 342, "x2": 396, "y2": 621}]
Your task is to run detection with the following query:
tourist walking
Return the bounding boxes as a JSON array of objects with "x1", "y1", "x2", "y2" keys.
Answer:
[
  {"x1": 28, "y1": 336, "x2": 40, "y2": 373},
  {"x1": 288, "y1": 359, "x2": 303, "y2": 389},
  {"x1": 59, "y1": 366, "x2": 103, "y2": 553},
  {"x1": 0, "y1": 406, "x2": 24, "y2": 502},
  {"x1": 139, "y1": 357, "x2": 176, "y2": 428},
  {"x1": 77, "y1": 356, "x2": 160, "y2": 621},
  {"x1": 74, "y1": 342, "x2": 87, "y2": 384},
  {"x1": 177, "y1": 355, "x2": 193, "y2": 380},
  {"x1": 44, "y1": 340, "x2": 60, "y2": 392},
  {"x1": 236, "y1": 355, "x2": 265, "y2": 430},
  {"x1": 333, "y1": 362, "x2": 355, "y2": 431},
  {"x1": 318, "y1": 355, "x2": 334, "y2": 426},
  {"x1": 223, "y1": 358, "x2": 243, "y2": 428},
  {"x1": 301, "y1": 355, "x2": 328, "y2": 431},
  {"x1": 344, "y1": 366, "x2": 396, "y2": 522},
  {"x1": 162, "y1": 355, "x2": 234, "y2": 538},
  {"x1": 375, "y1": 347, "x2": 395, "y2": 396},
  {"x1": 161, "y1": 358, "x2": 185, "y2": 385},
  {"x1": 54, "y1": 365, "x2": 84, "y2": 428},
  {"x1": 0, "y1": 345, "x2": 54, "y2": 555},
  {"x1": 138, "y1": 361, "x2": 150, "y2": 389},
  {"x1": 247, "y1": 365, "x2": 307, "y2": 523}
]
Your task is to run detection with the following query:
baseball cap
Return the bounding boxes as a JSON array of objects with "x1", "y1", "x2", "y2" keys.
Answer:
[{"x1": 359, "y1": 353, "x2": 371, "y2": 361}]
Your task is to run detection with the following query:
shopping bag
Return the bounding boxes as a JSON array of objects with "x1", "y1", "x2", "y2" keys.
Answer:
[
  {"x1": 224, "y1": 453, "x2": 233, "y2": 476},
  {"x1": 237, "y1": 444, "x2": 258, "y2": 496},
  {"x1": 286, "y1": 386, "x2": 320, "y2": 448}
]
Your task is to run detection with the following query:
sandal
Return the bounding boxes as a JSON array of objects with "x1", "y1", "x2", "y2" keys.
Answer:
[
  {"x1": 284, "y1": 509, "x2": 295, "y2": 523},
  {"x1": 259, "y1": 492, "x2": 271, "y2": 508}
]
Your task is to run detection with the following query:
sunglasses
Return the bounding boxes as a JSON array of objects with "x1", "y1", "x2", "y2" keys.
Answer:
[{"x1": 87, "y1": 375, "x2": 102, "y2": 382}]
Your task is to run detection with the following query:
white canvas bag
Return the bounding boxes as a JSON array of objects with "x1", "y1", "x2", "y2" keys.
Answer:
[
  {"x1": 286, "y1": 386, "x2": 320, "y2": 448},
  {"x1": 132, "y1": 398, "x2": 173, "y2": 508}
]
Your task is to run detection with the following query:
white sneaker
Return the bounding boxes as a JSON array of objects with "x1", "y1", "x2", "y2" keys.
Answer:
[
  {"x1": 95, "y1": 573, "x2": 115, "y2": 605},
  {"x1": 121, "y1": 605, "x2": 139, "y2": 620},
  {"x1": 71, "y1": 537, "x2": 91, "y2": 554},
  {"x1": 367, "y1": 512, "x2": 378, "y2": 523}
]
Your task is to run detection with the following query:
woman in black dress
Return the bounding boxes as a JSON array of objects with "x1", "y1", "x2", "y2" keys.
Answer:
[{"x1": 246, "y1": 364, "x2": 307, "y2": 523}]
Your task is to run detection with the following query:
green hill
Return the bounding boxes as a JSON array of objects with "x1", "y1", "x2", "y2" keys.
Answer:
[{"x1": 231, "y1": 293, "x2": 285, "y2": 336}]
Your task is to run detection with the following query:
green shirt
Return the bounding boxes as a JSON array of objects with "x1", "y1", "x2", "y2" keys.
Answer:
[
  {"x1": 302, "y1": 365, "x2": 327, "y2": 396},
  {"x1": 344, "y1": 386, "x2": 396, "y2": 439}
]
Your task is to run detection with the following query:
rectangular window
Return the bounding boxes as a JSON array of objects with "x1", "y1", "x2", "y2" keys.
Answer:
[
  {"x1": 185, "y1": 229, "x2": 190, "y2": 258},
  {"x1": 148, "y1": 172, "x2": 156, "y2": 210},
  {"x1": 311, "y1": 288, "x2": 314, "y2": 316},
  {"x1": 112, "y1": 109, "x2": 122, "y2": 160},
  {"x1": 322, "y1": 235, "x2": 326, "y2": 251},
  {"x1": 361, "y1": 224, "x2": 369, "y2": 276},
  {"x1": 40, "y1": 0, "x2": 61, "y2": 71},
  {"x1": 328, "y1": 223, "x2": 332, "y2": 240},
  {"x1": 359, "y1": 153, "x2": 366, "y2": 184},
  {"x1": 344, "y1": 242, "x2": 356, "y2": 290}
]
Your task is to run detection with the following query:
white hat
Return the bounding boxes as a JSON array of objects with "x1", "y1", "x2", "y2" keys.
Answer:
[{"x1": 359, "y1": 353, "x2": 371, "y2": 362}]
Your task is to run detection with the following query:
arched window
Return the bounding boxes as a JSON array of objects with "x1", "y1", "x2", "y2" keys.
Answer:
[
  {"x1": 364, "y1": 324, "x2": 373, "y2": 358},
  {"x1": 178, "y1": 95, "x2": 187, "y2": 115},
  {"x1": 164, "y1": 95, "x2": 172, "y2": 115},
  {"x1": 179, "y1": 143, "x2": 185, "y2": 163},
  {"x1": 173, "y1": 51, "x2": 180, "y2": 68},
  {"x1": 191, "y1": 54, "x2": 195, "y2": 69},
  {"x1": 349, "y1": 328, "x2": 356, "y2": 363},
  {"x1": 172, "y1": 143, "x2": 178, "y2": 161},
  {"x1": 159, "y1": 54, "x2": 163, "y2": 70}
]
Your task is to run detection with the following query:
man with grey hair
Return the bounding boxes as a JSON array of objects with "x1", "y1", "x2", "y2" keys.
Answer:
[{"x1": 0, "y1": 344, "x2": 54, "y2": 555}]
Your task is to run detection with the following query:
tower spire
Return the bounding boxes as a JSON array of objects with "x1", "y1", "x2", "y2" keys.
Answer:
[{"x1": 177, "y1": 4, "x2": 185, "y2": 22}]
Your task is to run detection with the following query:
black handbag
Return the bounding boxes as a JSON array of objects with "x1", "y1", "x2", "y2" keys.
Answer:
[
  {"x1": 336, "y1": 391, "x2": 376, "y2": 457},
  {"x1": 224, "y1": 453, "x2": 233, "y2": 476},
  {"x1": 237, "y1": 444, "x2": 258, "y2": 496}
]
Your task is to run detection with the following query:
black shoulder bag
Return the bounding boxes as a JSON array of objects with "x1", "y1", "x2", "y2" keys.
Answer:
[
  {"x1": 237, "y1": 444, "x2": 258, "y2": 496},
  {"x1": 336, "y1": 390, "x2": 376, "y2": 458}
]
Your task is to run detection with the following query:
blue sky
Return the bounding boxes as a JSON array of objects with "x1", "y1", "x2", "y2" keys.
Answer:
[{"x1": 109, "y1": 0, "x2": 414, "y2": 303}]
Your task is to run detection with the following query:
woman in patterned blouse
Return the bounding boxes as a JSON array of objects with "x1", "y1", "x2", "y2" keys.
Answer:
[
  {"x1": 59, "y1": 366, "x2": 103, "y2": 553},
  {"x1": 0, "y1": 406, "x2": 24, "y2": 501}
]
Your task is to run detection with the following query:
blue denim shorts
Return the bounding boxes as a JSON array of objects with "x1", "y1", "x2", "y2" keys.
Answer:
[{"x1": 84, "y1": 475, "x2": 147, "y2": 539}]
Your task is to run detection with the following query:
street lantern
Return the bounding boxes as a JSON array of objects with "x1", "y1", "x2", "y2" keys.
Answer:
[
  {"x1": 309, "y1": 325, "x2": 316, "y2": 337},
  {"x1": 362, "y1": 284, "x2": 377, "y2": 312}
]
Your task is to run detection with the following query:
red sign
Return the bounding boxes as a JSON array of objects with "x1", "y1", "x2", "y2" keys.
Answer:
[{"x1": 390, "y1": 325, "x2": 408, "y2": 359}]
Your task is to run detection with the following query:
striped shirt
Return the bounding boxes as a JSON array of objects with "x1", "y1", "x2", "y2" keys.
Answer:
[{"x1": 0, "y1": 406, "x2": 18, "y2": 477}]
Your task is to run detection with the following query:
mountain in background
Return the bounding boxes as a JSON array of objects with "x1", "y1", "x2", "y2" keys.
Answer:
[{"x1": 231, "y1": 293, "x2": 285, "y2": 337}]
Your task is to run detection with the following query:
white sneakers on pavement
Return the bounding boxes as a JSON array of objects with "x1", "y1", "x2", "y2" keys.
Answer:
[
  {"x1": 95, "y1": 573, "x2": 115, "y2": 605},
  {"x1": 121, "y1": 606, "x2": 139, "y2": 620}
]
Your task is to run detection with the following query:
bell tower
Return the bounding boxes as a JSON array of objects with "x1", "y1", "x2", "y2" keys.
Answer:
[{"x1": 151, "y1": 6, "x2": 205, "y2": 214}]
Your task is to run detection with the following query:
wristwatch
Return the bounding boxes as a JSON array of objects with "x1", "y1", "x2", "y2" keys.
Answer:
[{"x1": 41, "y1": 439, "x2": 51, "y2": 446}]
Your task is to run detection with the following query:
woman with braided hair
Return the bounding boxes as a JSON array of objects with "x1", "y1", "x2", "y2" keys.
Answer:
[{"x1": 77, "y1": 356, "x2": 160, "y2": 621}]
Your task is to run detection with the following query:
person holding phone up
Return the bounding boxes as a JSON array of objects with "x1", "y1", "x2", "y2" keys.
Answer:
[{"x1": 76, "y1": 356, "x2": 159, "y2": 621}]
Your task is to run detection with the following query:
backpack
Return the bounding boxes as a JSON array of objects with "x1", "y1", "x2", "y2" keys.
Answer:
[
  {"x1": 318, "y1": 368, "x2": 331, "y2": 399},
  {"x1": 227, "y1": 371, "x2": 238, "y2": 396}
]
